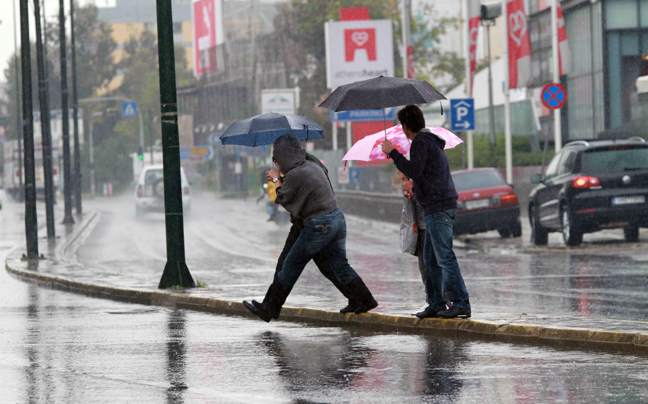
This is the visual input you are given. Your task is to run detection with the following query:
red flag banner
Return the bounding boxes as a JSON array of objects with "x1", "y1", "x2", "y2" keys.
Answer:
[
  {"x1": 467, "y1": 0, "x2": 481, "y2": 96},
  {"x1": 557, "y1": 0, "x2": 571, "y2": 76},
  {"x1": 506, "y1": 0, "x2": 531, "y2": 89}
]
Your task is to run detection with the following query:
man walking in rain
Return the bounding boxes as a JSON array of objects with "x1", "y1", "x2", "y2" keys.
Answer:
[
  {"x1": 382, "y1": 105, "x2": 471, "y2": 319},
  {"x1": 244, "y1": 134, "x2": 378, "y2": 322}
]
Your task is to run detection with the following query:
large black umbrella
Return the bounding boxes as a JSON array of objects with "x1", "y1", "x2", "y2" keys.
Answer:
[
  {"x1": 318, "y1": 75, "x2": 446, "y2": 112},
  {"x1": 220, "y1": 112, "x2": 324, "y2": 146}
]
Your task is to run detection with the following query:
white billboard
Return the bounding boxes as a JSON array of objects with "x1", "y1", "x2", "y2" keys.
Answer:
[
  {"x1": 325, "y1": 19, "x2": 394, "y2": 88},
  {"x1": 261, "y1": 89, "x2": 298, "y2": 115}
]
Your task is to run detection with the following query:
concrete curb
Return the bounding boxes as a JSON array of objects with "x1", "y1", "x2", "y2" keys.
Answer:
[{"x1": 5, "y1": 212, "x2": 648, "y2": 354}]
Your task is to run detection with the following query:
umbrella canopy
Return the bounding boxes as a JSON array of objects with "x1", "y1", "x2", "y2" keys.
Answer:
[
  {"x1": 220, "y1": 112, "x2": 324, "y2": 146},
  {"x1": 343, "y1": 126, "x2": 463, "y2": 163},
  {"x1": 319, "y1": 76, "x2": 446, "y2": 112}
]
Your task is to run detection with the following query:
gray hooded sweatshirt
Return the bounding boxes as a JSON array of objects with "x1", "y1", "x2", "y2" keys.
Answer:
[{"x1": 273, "y1": 134, "x2": 338, "y2": 222}]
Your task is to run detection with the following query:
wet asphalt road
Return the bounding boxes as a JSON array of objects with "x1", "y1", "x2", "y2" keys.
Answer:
[
  {"x1": 3, "y1": 195, "x2": 648, "y2": 402},
  {"x1": 77, "y1": 192, "x2": 648, "y2": 322}
]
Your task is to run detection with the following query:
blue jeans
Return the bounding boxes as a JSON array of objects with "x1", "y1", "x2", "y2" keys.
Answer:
[
  {"x1": 424, "y1": 209, "x2": 470, "y2": 310},
  {"x1": 276, "y1": 209, "x2": 360, "y2": 288}
]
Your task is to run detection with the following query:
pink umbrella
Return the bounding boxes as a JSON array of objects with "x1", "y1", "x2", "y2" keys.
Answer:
[{"x1": 342, "y1": 125, "x2": 463, "y2": 165}]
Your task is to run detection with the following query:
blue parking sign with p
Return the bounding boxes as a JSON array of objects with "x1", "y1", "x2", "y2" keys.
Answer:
[
  {"x1": 450, "y1": 99, "x2": 475, "y2": 131},
  {"x1": 122, "y1": 102, "x2": 138, "y2": 118}
]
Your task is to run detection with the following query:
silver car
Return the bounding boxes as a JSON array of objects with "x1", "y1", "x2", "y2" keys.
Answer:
[{"x1": 134, "y1": 165, "x2": 191, "y2": 219}]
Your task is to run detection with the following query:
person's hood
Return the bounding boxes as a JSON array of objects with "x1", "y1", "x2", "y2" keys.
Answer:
[
  {"x1": 273, "y1": 134, "x2": 306, "y2": 174},
  {"x1": 417, "y1": 129, "x2": 446, "y2": 149}
]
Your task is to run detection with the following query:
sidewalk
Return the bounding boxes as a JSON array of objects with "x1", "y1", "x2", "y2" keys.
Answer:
[{"x1": 5, "y1": 207, "x2": 648, "y2": 354}]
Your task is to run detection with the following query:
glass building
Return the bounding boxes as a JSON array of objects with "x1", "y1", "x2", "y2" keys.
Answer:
[{"x1": 529, "y1": 0, "x2": 648, "y2": 141}]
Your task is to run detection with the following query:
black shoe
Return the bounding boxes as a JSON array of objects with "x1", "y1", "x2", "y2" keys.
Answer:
[
  {"x1": 438, "y1": 306, "x2": 471, "y2": 319},
  {"x1": 346, "y1": 277, "x2": 378, "y2": 314},
  {"x1": 415, "y1": 305, "x2": 443, "y2": 319},
  {"x1": 340, "y1": 300, "x2": 359, "y2": 314},
  {"x1": 244, "y1": 300, "x2": 272, "y2": 322}
]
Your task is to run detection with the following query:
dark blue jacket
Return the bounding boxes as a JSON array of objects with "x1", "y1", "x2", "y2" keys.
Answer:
[{"x1": 389, "y1": 129, "x2": 457, "y2": 216}]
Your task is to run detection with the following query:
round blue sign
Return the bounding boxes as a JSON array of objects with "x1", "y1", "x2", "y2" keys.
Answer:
[{"x1": 541, "y1": 83, "x2": 567, "y2": 110}]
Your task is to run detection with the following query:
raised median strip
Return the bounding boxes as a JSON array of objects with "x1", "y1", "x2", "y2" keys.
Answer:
[{"x1": 4, "y1": 212, "x2": 648, "y2": 354}]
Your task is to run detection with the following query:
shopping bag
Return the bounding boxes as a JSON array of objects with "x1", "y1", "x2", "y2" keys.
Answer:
[{"x1": 400, "y1": 196, "x2": 418, "y2": 255}]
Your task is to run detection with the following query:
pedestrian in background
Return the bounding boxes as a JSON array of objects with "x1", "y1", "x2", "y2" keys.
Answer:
[
  {"x1": 244, "y1": 134, "x2": 378, "y2": 322},
  {"x1": 382, "y1": 105, "x2": 471, "y2": 319}
]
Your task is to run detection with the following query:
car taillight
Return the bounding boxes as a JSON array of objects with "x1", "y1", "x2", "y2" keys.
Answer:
[
  {"x1": 136, "y1": 185, "x2": 143, "y2": 197},
  {"x1": 499, "y1": 193, "x2": 519, "y2": 206},
  {"x1": 53, "y1": 168, "x2": 58, "y2": 175},
  {"x1": 571, "y1": 176, "x2": 600, "y2": 189},
  {"x1": 183, "y1": 186, "x2": 190, "y2": 195}
]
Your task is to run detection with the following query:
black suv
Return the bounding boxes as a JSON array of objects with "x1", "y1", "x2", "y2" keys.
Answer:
[{"x1": 529, "y1": 138, "x2": 648, "y2": 246}]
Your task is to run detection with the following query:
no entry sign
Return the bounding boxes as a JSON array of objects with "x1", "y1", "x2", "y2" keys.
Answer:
[{"x1": 541, "y1": 83, "x2": 567, "y2": 110}]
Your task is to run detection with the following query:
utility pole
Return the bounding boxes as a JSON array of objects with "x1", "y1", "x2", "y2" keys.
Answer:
[
  {"x1": 551, "y1": 0, "x2": 562, "y2": 152},
  {"x1": 13, "y1": 0, "x2": 24, "y2": 201},
  {"x1": 59, "y1": 0, "x2": 74, "y2": 224},
  {"x1": 156, "y1": 0, "x2": 195, "y2": 289},
  {"x1": 33, "y1": 0, "x2": 56, "y2": 239},
  {"x1": 19, "y1": 0, "x2": 39, "y2": 258},
  {"x1": 70, "y1": 0, "x2": 82, "y2": 214}
]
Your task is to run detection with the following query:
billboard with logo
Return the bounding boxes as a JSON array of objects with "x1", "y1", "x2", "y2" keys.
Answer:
[
  {"x1": 192, "y1": 0, "x2": 224, "y2": 76},
  {"x1": 325, "y1": 20, "x2": 394, "y2": 88},
  {"x1": 261, "y1": 89, "x2": 298, "y2": 115}
]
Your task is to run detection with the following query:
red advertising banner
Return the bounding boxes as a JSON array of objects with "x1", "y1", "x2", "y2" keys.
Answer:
[
  {"x1": 192, "y1": 0, "x2": 222, "y2": 76},
  {"x1": 467, "y1": 0, "x2": 481, "y2": 96},
  {"x1": 506, "y1": 0, "x2": 531, "y2": 89},
  {"x1": 556, "y1": 0, "x2": 571, "y2": 76}
]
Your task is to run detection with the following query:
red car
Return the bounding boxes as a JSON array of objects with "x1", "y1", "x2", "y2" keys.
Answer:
[{"x1": 452, "y1": 168, "x2": 522, "y2": 237}]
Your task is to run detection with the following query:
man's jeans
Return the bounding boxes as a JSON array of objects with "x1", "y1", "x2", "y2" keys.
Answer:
[
  {"x1": 423, "y1": 208, "x2": 470, "y2": 310},
  {"x1": 276, "y1": 209, "x2": 359, "y2": 288}
]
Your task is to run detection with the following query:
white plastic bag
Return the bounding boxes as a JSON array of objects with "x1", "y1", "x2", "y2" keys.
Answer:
[{"x1": 400, "y1": 196, "x2": 418, "y2": 255}]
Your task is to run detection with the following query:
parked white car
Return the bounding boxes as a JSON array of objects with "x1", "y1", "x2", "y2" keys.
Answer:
[{"x1": 134, "y1": 165, "x2": 191, "y2": 219}]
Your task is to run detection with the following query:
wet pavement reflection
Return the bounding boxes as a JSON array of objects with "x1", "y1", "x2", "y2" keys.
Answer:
[
  {"x1": 3, "y1": 197, "x2": 648, "y2": 402},
  {"x1": 73, "y1": 194, "x2": 648, "y2": 322}
]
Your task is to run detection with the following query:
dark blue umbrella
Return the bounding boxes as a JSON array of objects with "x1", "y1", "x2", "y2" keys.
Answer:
[{"x1": 219, "y1": 112, "x2": 324, "y2": 146}]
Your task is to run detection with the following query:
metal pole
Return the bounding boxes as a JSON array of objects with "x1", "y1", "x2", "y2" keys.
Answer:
[
  {"x1": 463, "y1": 0, "x2": 474, "y2": 169},
  {"x1": 332, "y1": 122, "x2": 338, "y2": 150},
  {"x1": 70, "y1": 0, "x2": 82, "y2": 214},
  {"x1": 401, "y1": 0, "x2": 411, "y2": 78},
  {"x1": 13, "y1": 0, "x2": 25, "y2": 201},
  {"x1": 33, "y1": 0, "x2": 56, "y2": 239},
  {"x1": 20, "y1": 0, "x2": 39, "y2": 258},
  {"x1": 156, "y1": 0, "x2": 195, "y2": 289},
  {"x1": 59, "y1": 0, "x2": 74, "y2": 224},
  {"x1": 346, "y1": 121, "x2": 352, "y2": 150},
  {"x1": 89, "y1": 112, "x2": 99, "y2": 196},
  {"x1": 502, "y1": 0, "x2": 513, "y2": 184},
  {"x1": 487, "y1": 23, "x2": 496, "y2": 147},
  {"x1": 551, "y1": 0, "x2": 562, "y2": 152}
]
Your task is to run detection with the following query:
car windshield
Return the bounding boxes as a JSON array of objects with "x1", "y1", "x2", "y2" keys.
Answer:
[
  {"x1": 581, "y1": 146, "x2": 648, "y2": 173},
  {"x1": 452, "y1": 170, "x2": 506, "y2": 191}
]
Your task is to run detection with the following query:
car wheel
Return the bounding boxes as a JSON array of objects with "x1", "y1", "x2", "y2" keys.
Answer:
[
  {"x1": 530, "y1": 205, "x2": 548, "y2": 245},
  {"x1": 561, "y1": 205, "x2": 583, "y2": 246},
  {"x1": 511, "y1": 221, "x2": 522, "y2": 238},
  {"x1": 498, "y1": 227, "x2": 511, "y2": 238},
  {"x1": 624, "y1": 227, "x2": 639, "y2": 242}
]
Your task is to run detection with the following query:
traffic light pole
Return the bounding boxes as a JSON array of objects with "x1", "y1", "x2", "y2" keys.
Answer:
[
  {"x1": 59, "y1": 0, "x2": 74, "y2": 225},
  {"x1": 20, "y1": 0, "x2": 39, "y2": 259},
  {"x1": 70, "y1": 0, "x2": 82, "y2": 214},
  {"x1": 156, "y1": 0, "x2": 195, "y2": 289}
]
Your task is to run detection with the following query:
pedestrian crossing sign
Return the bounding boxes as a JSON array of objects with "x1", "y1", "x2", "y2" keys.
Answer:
[{"x1": 122, "y1": 102, "x2": 138, "y2": 118}]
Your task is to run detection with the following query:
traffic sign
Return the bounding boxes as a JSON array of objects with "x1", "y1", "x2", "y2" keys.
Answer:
[
  {"x1": 541, "y1": 83, "x2": 567, "y2": 109},
  {"x1": 330, "y1": 108, "x2": 395, "y2": 122},
  {"x1": 450, "y1": 99, "x2": 475, "y2": 131},
  {"x1": 122, "y1": 102, "x2": 138, "y2": 118},
  {"x1": 349, "y1": 167, "x2": 360, "y2": 183}
]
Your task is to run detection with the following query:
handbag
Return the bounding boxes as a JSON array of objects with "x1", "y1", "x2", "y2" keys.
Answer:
[{"x1": 400, "y1": 196, "x2": 418, "y2": 255}]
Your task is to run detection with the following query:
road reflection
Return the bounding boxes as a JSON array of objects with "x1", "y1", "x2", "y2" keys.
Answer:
[{"x1": 166, "y1": 310, "x2": 188, "y2": 404}]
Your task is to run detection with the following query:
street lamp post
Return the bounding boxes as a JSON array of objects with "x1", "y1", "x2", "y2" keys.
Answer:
[
  {"x1": 481, "y1": 3, "x2": 502, "y2": 148},
  {"x1": 59, "y1": 0, "x2": 74, "y2": 225},
  {"x1": 89, "y1": 111, "x2": 102, "y2": 196}
]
